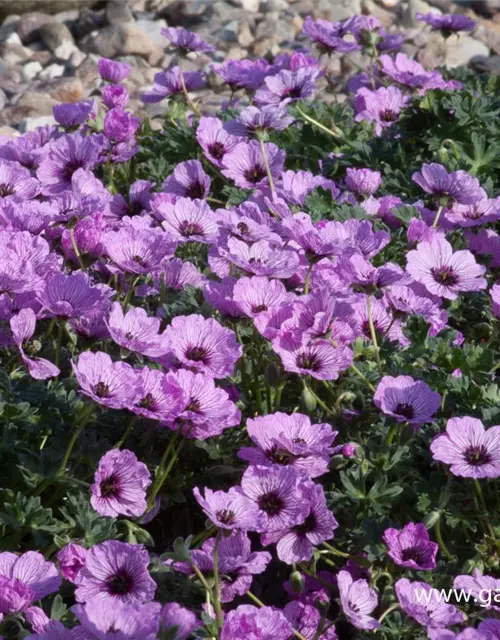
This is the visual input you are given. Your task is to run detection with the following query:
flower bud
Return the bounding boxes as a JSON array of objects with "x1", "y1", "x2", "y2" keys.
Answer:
[
  {"x1": 289, "y1": 569, "x2": 306, "y2": 595},
  {"x1": 265, "y1": 362, "x2": 281, "y2": 387},
  {"x1": 301, "y1": 386, "x2": 317, "y2": 412}
]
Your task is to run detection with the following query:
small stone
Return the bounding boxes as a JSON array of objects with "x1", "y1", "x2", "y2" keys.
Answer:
[
  {"x1": 313, "y1": 0, "x2": 362, "y2": 20},
  {"x1": 16, "y1": 12, "x2": 54, "y2": 44},
  {"x1": 444, "y1": 35, "x2": 490, "y2": 68},
  {"x1": 251, "y1": 35, "x2": 281, "y2": 56},
  {"x1": 157, "y1": 0, "x2": 210, "y2": 26},
  {"x1": 21, "y1": 60, "x2": 42, "y2": 81},
  {"x1": 18, "y1": 115, "x2": 57, "y2": 133},
  {"x1": 41, "y1": 76, "x2": 84, "y2": 102},
  {"x1": 80, "y1": 23, "x2": 156, "y2": 58},
  {"x1": 38, "y1": 62, "x2": 65, "y2": 80},
  {"x1": 219, "y1": 20, "x2": 239, "y2": 42},
  {"x1": 0, "y1": 125, "x2": 19, "y2": 137},
  {"x1": 54, "y1": 40, "x2": 79, "y2": 60},
  {"x1": 0, "y1": 42, "x2": 33, "y2": 65},
  {"x1": 255, "y1": 13, "x2": 295, "y2": 43},
  {"x1": 474, "y1": 20, "x2": 500, "y2": 56},
  {"x1": 235, "y1": 0, "x2": 260, "y2": 11},
  {"x1": 106, "y1": 0, "x2": 135, "y2": 23},
  {"x1": 134, "y1": 18, "x2": 167, "y2": 45},
  {"x1": 402, "y1": 0, "x2": 440, "y2": 29},
  {"x1": 68, "y1": 47, "x2": 86, "y2": 67},
  {"x1": 39, "y1": 21, "x2": 74, "y2": 54},
  {"x1": 470, "y1": 0, "x2": 500, "y2": 18},
  {"x1": 17, "y1": 90, "x2": 57, "y2": 114},
  {"x1": 292, "y1": 14, "x2": 304, "y2": 35},
  {"x1": 0, "y1": 15, "x2": 20, "y2": 42},
  {"x1": 0, "y1": 87, "x2": 6, "y2": 111},
  {"x1": 470, "y1": 54, "x2": 500, "y2": 73},
  {"x1": 52, "y1": 10, "x2": 80, "y2": 23},
  {"x1": 72, "y1": 8, "x2": 105, "y2": 41},
  {"x1": 74, "y1": 54, "x2": 99, "y2": 85},
  {"x1": 238, "y1": 21, "x2": 254, "y2": 47},
  {"x1": 5, "y1": 31, "x2": 22, "y2": 46}
]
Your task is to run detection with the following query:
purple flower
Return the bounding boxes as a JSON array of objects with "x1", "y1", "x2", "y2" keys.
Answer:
[
  {"x1": 157, "y1": 197, "x2": 218, "y2": 243},
  {"x1": 302, "y1": 16, "x2": 360, "y2": 53},
  {"x1": 161, "y1": 26, "x2": 215, "y2": 54},
  {"x1": 36, "y1": 272, "x2": 107, "y2": 319},
  {"x1": 212, "y1": 59, "x2": 271, "y2": 90},
  {"x1": 412, "y1": 163, "x2": 484, "y2": 206},
  {"x1": 10, "y1": 309, "x2": 60, "y2": 380},
  {"x1": 170, "y1": 532, "x2": 271, "y2": 603},
  {"x1": 240, "y1": 465, "x2": 310, "y2": 533},
  {"x1": 128, "y1": 368, "x2": 183, "y2": 423},
  {"x1": 73, "y1": 599, "x2": 161, "y2": 639},
  {"x1": 454, "y1": 570, "x2": 500, "y2": 612},
  {"x1": 75, "y1": 540, "x2": 156, "y2": 604},
  {"x1": 380, "y1": 53, "x2": 435, "y2": 87},
  {"x1": 225, "y1": 105, "x2": 295, "y2": 138},
  {"x1": 406, "y1": 236, "x2": 487, "y2": 300},
  {"x1": 165, "y1": 369, "x2": 241, "y2": 440},
  {"x1": 239, "y1": 412, "x2": 337, "y2": 478},
  {"x1": 0, "y1": 159, "x2": 39, "y2": 201},
  {"x1": 102, "y1": 84, "x2": 129, "y2": 110},
  {"x1": 91, "y1": 449, "x2": 151, "y2": 518},
  {"x1": 72, "y1": 351, "x2": 140, "y2": 410},
  {"x1": 104, "y1": 227, "x2": 176, "y2": 274},
  {"x1": 221, "y1": 605, "x2": 293, "y2": 640},
  {"x1": 345, "y1": 168, "x2": 382, "y2": 197},
  {"x1": 396, "y1": 578, "x2": 465, "y2": 628},
  {"x1": 342, "y1": 443, "x2": 358, "y2": 458},
  {"x1": 264, "y1": 483, "x2": 339, "y2": 564},
  {"x1": 354, "y1": 86, "x2": 409, "y2": 136},
  {"x1": 193, "y1": 486, "x2": 263, "y2": 530},
  {"x1": 163, "y1": 159, "x2": 211, "y2": 200},
  {"x1": 221, "y1": 140, "x2": 285, "y2": 190},
  {"x1": 57, "y1": 544, "x2": 87, "y2": 584},
  {"x1": 279, "y1": 171, "x2": 338, "y2": 206},
  {"x1": 196, "y1": 117, "x2": 239, "y2": 168},
  {"x1": 374, "y1": 375, "x2": 441, "y2": 425},
  {"x1": 430, "y1": 417, "x2": 500, "y2": 479},
  {"x1": 37, "y1": 134, "x2": 100, "y2": 195},
  {"x1": 222, "y1": 238, "x2": 299, "y2": 279},
  {"x1": 98, "y1": 57, "x2": 131, "y2": 83},
  {"x1": 284, "y1": 602, "x2": 337, "y2": 639},
  {"x1": 141, "y1": 67, "x2": 205, "y2": 103},
  {"x1": 274, "y1": 339, "x2": 353, "y2": 381},
  {"x1": 417, "y1": 12, "x2": 475, "y2": 35},
  {"x1": 0, "y1": 576, "x2": 35, "y2": 618},
  {"x1": 106, "y1": 302, "x2": 168, "y2": 357},
  {"x1": 383, "y1": 522, "x2": 438, "y2": 570},
  {"x1": 233, "y1": 276, "x2": 292, "y2": 318},
  {"x1": 479, "y1": 620, "x2": 500, "y2": 638},
  {"x1": 337, "y1": 570, "x2": 380, "y2": 631},
  {"x1": 0, "y1": 551, "x2": 61, "y2": 600},
  {"x1": 53, "y1": 100, "x2": 95, "y2": 129},
  {"x1": 151, "y1": 259, "x2": 205, "y2": 292},
  {"x1": 104, "y1": 108, "x2": 140, "y2": 143},
  {"x1": 255, "y1": 68, "x2": 319, "y2": 106},
  {"x1": 159, "y1": 603, "x2": 198, "y2": 640},
  {"x1": 163, "y1": 314, "x2": 241, "y2": 378},
  {"x1": 491, "y1": 284, "x2": 500, "y2": 319},
  {"x1": 444, "y1": 197, "x2": 500, "y2": 228}
]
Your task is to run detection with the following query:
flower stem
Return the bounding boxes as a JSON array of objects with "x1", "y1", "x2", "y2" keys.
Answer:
[
  {"x1": 432, "y1": 204, "x2": 444, "y2": 228},
  {"x1": 366, "y1": 295, "x2": 382, "y2": 375},
  {"x1": 434, "y1": 516, "x2": 453, "y2": 561},
  {"x1": 378, "y1": 603, "x2": 400, "y2": 624},
  {"x1": 147, "y1": 432, "x2": 184, "y2": 511},
  {"x1": 122, "y1": 275, "x2": 141, "y2": 312},
  {"x1": 303, "y1": 381, "x2": 334, "y2": 416},
  {"x1": 350, "y1": 363, "x2": 375, "y2": 392},
  {"x1": 69, "y1": 227, "x2": 86, "y2": 272},
  {"x1": 114, "y1": 416, "x2": 136, "y2": 449},
  {"x1": 258, "y1": 137, "x2": 276, "y2": 200},
  {"x1": 303, "y1": 261, "x2": 314, "y2": 295},
  {"x1": 57, "y1": 404, "x2": 95, "y2": 477},
  {"x1": 178, "y1": 62, "x2": 201, "y2": 116},
  {"x1": 473, "y1": 479, "x2": 496, "y2": 539},
  {"x1": 54, "y1": 321, "x2": 64, "y2": 368},
  {"x1": 296, "y1": 105, "x2": 343, "y2": 139},
  {"x1": 213, "y1": 530, "x2": 224, "y2": 630}
]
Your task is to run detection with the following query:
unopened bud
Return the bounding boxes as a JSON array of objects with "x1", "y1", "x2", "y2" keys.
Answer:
[
  {"x1": 423, "y1": 511, "x2": 441, "y2": 529},
  {"x1": 301, "y1": 386, "x2": 317, "y2": 412},
  {"x1": 264, "y1": 362, "x2": 281, "y2": 387},
  {"x1": 289, "y1": 570, "x2": 306, "y2": 595}
]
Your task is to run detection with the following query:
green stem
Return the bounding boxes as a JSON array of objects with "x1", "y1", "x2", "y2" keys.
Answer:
[
  {"x1": 258, "y1": 137, "x2": 276, "y2": 200},
  {"x1": 378, "y1": 603, "x2": 400, "y2": 624},
  {"x1": 296, "y1": 105, "x2": 343, "y2": 139},
  {"x1": 114, "y1": 416, "x2": 136, "y2": 449},
  {"x1": 386, "y1": 423, "x2": 398, "y2": 447},
  {"x1": 122, "y1": 275, "x2": 141, "y2": 312},
  {"x1": 304, "y1": 261, "x2": 314, "y2": 295},
  {"x1": 178, "y1": 61, "x2": 201, "y2": 116},
  {"x1": 432, "y1": 204, "x2": 444, "y2": 228},
  {"x1": 366, "y1": 295, "x2": 382, "y2": 375},
  {"x1": 57, "y1": 404, "x2": 95, "y2": 477},
  {"x1": 54, "y1": 321, "x2": 64, "y2": 368},
  {"x1": 350, "y1": 363, "x2": 375, "y2": 392},
  {"x1": 434, "y1": 516, "x2": 453, "y2": 561},
  {"x1": 147, "y1": 432, "x2": 184, "y2": 511},
  {"x1": 191, "y1": 562, "x2": 213, "y2": 602},
  {"x1": 274, "y1": 380, "x2": 285, "y2": 411},
  {"x1": 303, "y1": 381, "x2": 334, "y2": 416},
  {"x1": 213, "y1": 531, "x2": 224, "y2": 630},
  {"x1": 69, "y1": 227, "x2": 86, "y2": 271},
  {"x1": 473, "y1": 479, "x2": 495, "y2": 539}
]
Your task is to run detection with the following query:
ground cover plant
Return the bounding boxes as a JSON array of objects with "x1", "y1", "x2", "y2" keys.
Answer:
[{"x1": 2, "y1": 9, "x2": 500, "y2": 640}]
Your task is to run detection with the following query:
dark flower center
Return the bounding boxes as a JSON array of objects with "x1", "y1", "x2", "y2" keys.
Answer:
[
  {"x1": 258, "y1": 491, "x2": 284, "y2": 515},
  {"x1": 138, "y1": 393, "x2": 157, "y2": 410},
  {"x1": 401, "y1": 547, "x2": 424, "y2": 563},
  {"x1": 186, "y1": 398, "x2": 201, "y2": 412},
  {"x1": 0, "y1": 183, "x2": 15, "y2": 197},
  {"x1": 362, "y1": 320, "x2": 382, "y2": 338},
  {"x1": 179, "y1": 221, "x2": 204, "y2": 237},
  {"x1": 100, "y1": 475, "x2": 119, "y2": 497},
  {"x1": 237, "y1": 222, "x2": 250, "y2": 234},
  {"x1": 268, "y1": 446, "x2": 295, "y2": 466},
  {"x1": 216, "y1": 508, "x2": 235, "y2": 524},
  {"x1": 185, "y1": 182, "x2": 206, "y2": 199},
  {"x1": 296, "y1": 352, "x2": 320, "y2": 372},
  {"x1": 208, "y1": 142, "x2": 225, "y2": 160},
  {"x1": 106, "y1": 570, "x2": 132, "y2": 595},
  {"x1": 63, "y1": 161, "x2": 84, "y2": 183},
  {"x1": 284, "y1": 86, "x2": 303, "y2": 99},
  {"x1": 394, "y1": 402, "x2": 415, "y2": 419},
  {"x1": 464, "y1": 445, "x2": 491, "y2": 466},
  {"x1": 132, "y1": 255, "x2": 146, "y2": 267},
  {"x1": 431, "y1": 267, "x2": 458, "y2": 286},
  {"x1": 252, "y1": 304, "x2": 268, "y2": 313},
  {"x1": 379, "y1": 109, "x2": 398, "y2": 122},
  {"x1": 186, "y1": 346, "x2": 208, "y2": 362},
  {"x1": 294, "y1": 513, "x2": 316, "y2": 535},
  {"x1": 244, "y1": 165, "x2": 267, "y2": 184},
  {"x1": 94, "y1": 382, "x2": 110, "y2": 398}
]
